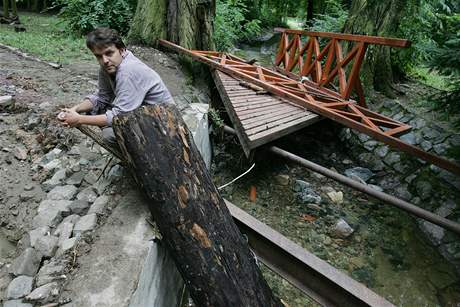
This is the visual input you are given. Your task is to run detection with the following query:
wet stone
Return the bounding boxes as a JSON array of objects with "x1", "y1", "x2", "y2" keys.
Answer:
[
  {"x1": 10, "y1": 248, "x2": 43, "y2": 277},
  {"x1": 415, "y1": 181, "x2": 433, "y2": 200},
  {"x1": 400, "y1": 132, "x2": 417, "y2": 145},
  {"x1": 344, "y1": 167, "x2": 373, "y2": 183},
  {"x1": 422, "y1": 128, "x2": 441, "y2": 140},
  {"x1": 294, "y1": 180, "x2": 322, "y2": 204},
  {"x1": 7, "y1": 276, "x2": 33, "y2": 299},
  {"x1": 25, "y1": 282, "x2": 59, "y2": 304},
  {"x1": 358, "y1": 133, "x2": 371, "y2": 143},
  {"x1": 274, "y1": 174, "x2": 290, "y2": 186},
  {"x1": 47, "y1": 185, "x2": 78, "y2": 201},
  {"x1": 433, "y1": 143, "x2": 448, "y2": 155},
  {"x1": 448, "y1": 134, "x2": 460, "y2": 146},
  {"x1": 375, "y1": 146, "x2": 389, "y2": 158},
  {"x1": 332, "y1": 219, "x2": 354, "y2": 239},
  {"x1": 383, "y1": 152, "x2": 401, "y2": 166},
  {"x1": 368, "y1": 184, "x2": 383, "y2": 192},
  {"x1": 327, "y1": 191, "x2": 343, "y2": 205},
  {"x1": 363, "y1": 140, "x2": 378, "y2": 151},
  {"x1": 394, "y1": 184, "x2": 412, "y2": 201},
  {"x1": 420, "y1": 221, "x2": 444, "y2": 246},
  {"x1": 420, "y1": 140, "x2": 433, "y2": 151}
]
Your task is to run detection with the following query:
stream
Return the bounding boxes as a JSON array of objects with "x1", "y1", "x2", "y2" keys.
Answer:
[{"x1": 215, "y1": 36, "x2": 460, "y2": 306}]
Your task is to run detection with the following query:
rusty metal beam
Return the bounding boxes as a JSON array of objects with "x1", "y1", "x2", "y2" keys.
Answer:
[
  {"x1": 226, "y1": 200, "x2": 395, "y2": 307},
  {"x1": 158, "y1": 39, "x2": 460, "y2": 176},
  {"x1": 223, "y1": 125, "x2": 460, "y2": 235}
]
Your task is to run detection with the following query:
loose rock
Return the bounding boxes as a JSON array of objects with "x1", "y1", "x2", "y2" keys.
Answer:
[
  {"x1": 76, "y1": 187, "x2": 98, "y2": 203},
  {"x1": 344, "y1": 167, "x2": 373, "y2": 183},
  {"x1": 25, "y1": 282, "x2": 59, "y2": 304},
  {"x1": 10, "y1": 248, "x2": 43, "y2": 277},
  {"x1": 332, "y1": 219, "x2": 354, "y2": 239},
  {"x1": 6, "y1": 276, "x2": 34, "y2": 299},
  {"x1": 47, "y1": 185, "x2": 78, "y2": 201},
  {"x1": 73, "y1": 214, "x2": 97, "y2": 235}
]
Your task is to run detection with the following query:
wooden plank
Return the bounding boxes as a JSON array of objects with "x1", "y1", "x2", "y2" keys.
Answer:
[
  {"x1": 246, "y1": 112, "x2": 309, "y2": 136},
  {"x1": 234, "y1": 101, "x2": 286, "y2": 112},
  {"x1": 238, "y1": 105, "x2": 299, "y2": 121},
  {"x1": 248, "y1": 115, "x2": 321, "y2": 147},
  {"x1": 274, "y1": 28, "x2": 411, "y2": 48},
  {"x1": 242, "y1": 109, "x2": 304, "y2": 130}
]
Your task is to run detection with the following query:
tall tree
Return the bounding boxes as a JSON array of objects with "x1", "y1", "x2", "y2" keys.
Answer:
[
  {"x1": 129, "y1": 0, "x2": 215, "y2": 50},
  {"x1": 343, "y1": 0, "x2": 413, "y2": 97},
  {"x1": 2, "y1": 0, "x2": 9, "y2": 18}
]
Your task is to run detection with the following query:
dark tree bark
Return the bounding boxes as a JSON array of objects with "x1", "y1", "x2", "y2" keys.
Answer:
[
  {"x1": 113, "y1": 104, "x2": 282, "y2": 307},
  {"x1": 343, "y1": 0, "x2": 410, "y2": 97},
  {"x1": 10, "y1": 0, "x2": 17, "y2": 17},
  {"x1": 2, "y1": 0, "x2": 9, "y2": 18},
  {"x1": 129, "y1": 0, "x2": 215, "y2": 50},
  {"x1": 305, "y1": 0, "x2": 314, "y2": 26}
]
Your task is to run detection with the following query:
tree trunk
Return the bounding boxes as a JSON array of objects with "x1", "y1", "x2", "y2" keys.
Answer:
[
  {"x1": 343, "y1": 0, "x2": 409, "y2": 97},
  {"x1": 112, "y1": 104, "x2": 282, "y2": 307},
  {"x1": 2, "y1": 0, "x2": 9, "y2": 18},
  {"x1": 305, "y1": 0, "x2": 314, "y2": 27},
  {"x1": 10, "y1": 0, "x2": 17, "y2": 17},
  {"x1": 128, "y1": 0, "x2": 215, "y2": 50}
]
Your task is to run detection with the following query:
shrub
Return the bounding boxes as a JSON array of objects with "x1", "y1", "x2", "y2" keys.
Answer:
[
  {"x1": 214, "y1": 0, "x2": 261, "y2": 51},
  {"x1": 55, "y1": 0, "x2": 135, "y2": 35}
]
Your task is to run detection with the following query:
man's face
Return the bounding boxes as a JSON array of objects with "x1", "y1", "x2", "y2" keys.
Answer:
[{"x1": 91, "y1": 44, "x2": 124, "y2": 75}]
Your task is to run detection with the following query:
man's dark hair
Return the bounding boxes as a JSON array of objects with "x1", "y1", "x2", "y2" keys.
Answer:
[{"x1": 86, "y1": 28, "x2": 126, "y2": 51}]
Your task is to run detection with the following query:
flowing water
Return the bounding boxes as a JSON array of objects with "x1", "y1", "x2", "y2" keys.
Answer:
[{"x1": 212, "y1": 103, "x2": 460, "y2": 306}]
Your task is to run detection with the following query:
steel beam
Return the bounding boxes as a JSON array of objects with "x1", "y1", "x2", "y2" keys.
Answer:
[{"x1": 226, "y1": 200, "x2": 394, "y2": 307}]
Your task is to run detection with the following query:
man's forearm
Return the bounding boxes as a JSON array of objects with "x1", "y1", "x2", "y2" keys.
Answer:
[
  {"x1": 77, "y1": 114, "x2": 108, "y2": 127},
  {"x1": 72, "y1": 99, "x2": 94, "y2": 113}
]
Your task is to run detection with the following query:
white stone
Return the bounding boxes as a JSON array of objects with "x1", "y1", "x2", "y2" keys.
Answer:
[
  {"x1": 332, "y1": 219, "x2": 354, "y2": 239},
  {"x1": 327, "y1": 191, "x2": 343, "y2": 205},
  {"x1": 28, "y1": 227, "x2": 50, "y2": 247},
  {"x1": 76, "y1": 187, "x2": 98, "y2": 203}
]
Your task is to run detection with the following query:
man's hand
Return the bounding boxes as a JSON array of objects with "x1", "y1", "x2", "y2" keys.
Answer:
[{"x1": 58, "y1": 109, "x2": 81, "y2": 127}]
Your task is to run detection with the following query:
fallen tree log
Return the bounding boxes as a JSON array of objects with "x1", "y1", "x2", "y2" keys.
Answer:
[{"x1": 113, "y1": 104, "x2": 282, "y2": 306}]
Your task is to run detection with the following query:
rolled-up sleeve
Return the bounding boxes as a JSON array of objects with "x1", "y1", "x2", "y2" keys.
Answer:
[
  {"x1": 105, "y1": 71, "x2": 151, "y2": 126},
  {"x1": 85, "y1": 69, "x2": 114, "y2": 112}
]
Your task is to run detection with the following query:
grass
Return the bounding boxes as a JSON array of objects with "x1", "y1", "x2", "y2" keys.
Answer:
[
  {"x1": 410, "y1": 66, "x2": 450, "y2": 91},
  {"x1": 0, "y1": 12, "x2": 93, "y2": 64}
]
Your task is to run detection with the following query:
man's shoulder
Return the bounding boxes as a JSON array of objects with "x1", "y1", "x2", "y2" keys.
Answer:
[{"x1": 118, "y1": 51, "x2": 156, "y2": 76}]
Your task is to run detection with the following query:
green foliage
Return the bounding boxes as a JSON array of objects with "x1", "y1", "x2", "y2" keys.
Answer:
[
  {"x1": 55, "y1": 0, "x2": 135, "y2": 35},
  {"x1": 214, "y1": 0, "x2": 262, "y2": 51},
  {"x1": 309, "y1": 0, "x2": 348, "y2": 32},
  {"x1": 427, "y1": 12, "x2": 460, "y2": 114}
]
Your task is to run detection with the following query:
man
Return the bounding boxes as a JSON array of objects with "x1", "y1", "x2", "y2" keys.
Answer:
[{"x1": 58, "y1": 28, "x2": 174, "y2": 146}]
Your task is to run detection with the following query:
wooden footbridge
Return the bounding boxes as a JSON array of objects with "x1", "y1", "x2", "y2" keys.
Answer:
[{"x1": 159, "y1": 30, "x2": 460, "y2": 176}]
